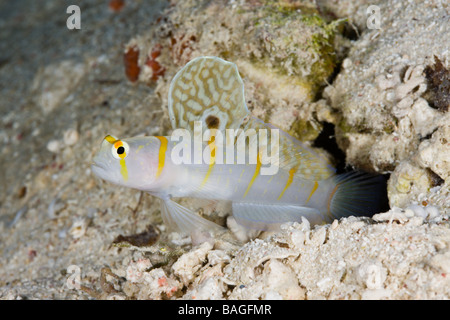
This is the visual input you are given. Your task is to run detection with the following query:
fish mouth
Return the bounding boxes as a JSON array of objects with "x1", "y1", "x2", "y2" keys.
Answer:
[
  {"x1": 91, "y1": 161, "x2": 104, "y2": 170},
  {"x1": 91, "y1": 161, "x2": 107, "y2": 176}
]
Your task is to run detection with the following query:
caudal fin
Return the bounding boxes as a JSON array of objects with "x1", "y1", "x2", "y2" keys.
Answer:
[{"x1": 328, "y1": 172, "x2": 388, "y2": 220}]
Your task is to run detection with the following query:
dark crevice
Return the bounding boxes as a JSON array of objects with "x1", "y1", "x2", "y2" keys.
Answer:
[
  {"x1": 426, "y1": 168, "x2": 445, "y2": 187},
  {"x1": 324, "y1": 58, "x2": 342, "y2": 92},
  {"x1": 313, "y1": 122, "x2": 346, "y2": 173},
  {"x1": 419, "y1": 127, "x2": 438, "y2": 142},
  {"x1": 342, "y1": 21, "x2": 361, "y2": 41},
  {"x1": 377, "y1": 174, "x2": 391, "y2": 213},
  {"x1": 313, "y1": 122, "x2": 390, "y2": 215},
  {"x1": 310, "y1": 17, "x2": 390, "y2": 216}
]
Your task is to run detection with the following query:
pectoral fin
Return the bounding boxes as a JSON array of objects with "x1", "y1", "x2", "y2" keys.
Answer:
[
  {"x1": 232, "y1": 202, "x2": 324, "y2": 231},
  {"x1": 160, "y1": 198, "x2": 224, "y2": 234}
]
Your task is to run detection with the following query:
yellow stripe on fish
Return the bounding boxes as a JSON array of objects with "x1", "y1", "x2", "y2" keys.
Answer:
[
  {"x1": 119, "y1": 159, "x2": 128, "y2": 181},
  {"x1": 104, "y1": 135, "x2": 117, "y2": 144},
  {"x1": 277, "y1": 164, "x2": 299, "y2": 200},
  {"x1": 155, "y1": 136, "x2": 168, "y2": 179},
  {"x1": 305, "y1": 180, "x2": 319, "y2": 204},
  {"x1": 243, "y1": 152, "x2": 262, "y2": 198},
  {"x1": 200, "y1": 135, "x2": 217, "y2": 188}
]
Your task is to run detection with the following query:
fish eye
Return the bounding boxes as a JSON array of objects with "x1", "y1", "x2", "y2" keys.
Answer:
[{"x1": 111, "y1": 140, "x2": 129, "y2": 159}]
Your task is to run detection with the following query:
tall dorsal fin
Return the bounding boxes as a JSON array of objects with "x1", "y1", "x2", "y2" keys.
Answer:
[{"x1": 168, "y1": 56, "x2": 250, "y2": 133}]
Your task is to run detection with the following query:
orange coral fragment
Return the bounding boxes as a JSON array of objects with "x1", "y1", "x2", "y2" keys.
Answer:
[
  {"x1": 145, "y1": 44, "x2": 166, "y2": 82},
  {"x1": 124, "y1": 45, "x2": 140, "y2": 82},
  {"x1": 109, "y1": 0, "x2": 125, "y2": 12}
]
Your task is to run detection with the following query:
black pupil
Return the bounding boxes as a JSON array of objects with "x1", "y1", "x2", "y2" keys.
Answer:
[{"x1": 117, "y1": 146, "x2": 125, "y2": 155}]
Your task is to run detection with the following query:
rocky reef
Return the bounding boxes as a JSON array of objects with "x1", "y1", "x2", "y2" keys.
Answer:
[{"x1": 321, "y1": 0, "x2": 449, "y2": 211}]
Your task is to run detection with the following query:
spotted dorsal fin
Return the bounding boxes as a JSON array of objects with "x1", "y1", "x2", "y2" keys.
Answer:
[{"x1": 168, "y1": 56, "x2": 250, "y2": 133}]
